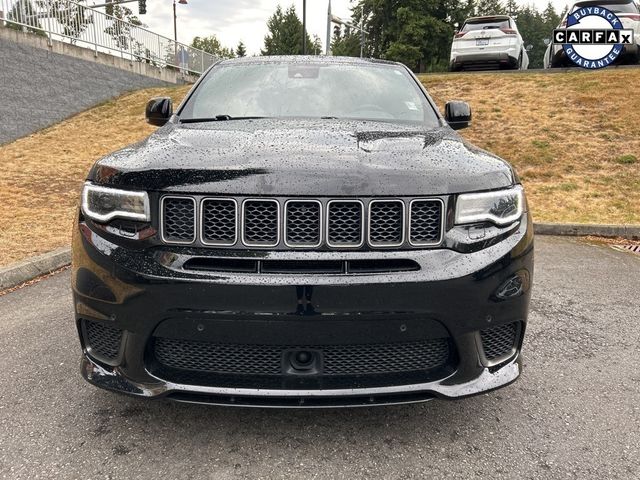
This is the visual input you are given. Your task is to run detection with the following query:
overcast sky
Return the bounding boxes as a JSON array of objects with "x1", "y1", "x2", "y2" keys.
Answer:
[{"x1": 112, "y1": 0, "x2": 570, "y2": 56}]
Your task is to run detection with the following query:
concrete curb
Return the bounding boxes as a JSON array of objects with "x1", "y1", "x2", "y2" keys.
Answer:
[
  {"x1": 0, "y1": 247, "x2": 71, "y2": 290},
  {"x1": 1, "y1": 222, "x2": 639, "y2": 291},
  {"x1": 533, "y1": 223, "x2": 640, "y2": 239}
]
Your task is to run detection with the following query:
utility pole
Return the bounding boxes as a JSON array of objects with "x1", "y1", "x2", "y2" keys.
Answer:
[
  {"x1": 360, "y1": 7, "x2": 364, "y2": 58},
  {"x1": 302, "y1": 0, "x2": 306, "y2": 54}
]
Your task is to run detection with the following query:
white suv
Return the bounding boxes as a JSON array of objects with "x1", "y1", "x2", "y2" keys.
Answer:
[
  {"x1": 449, "y1": 15, "x2": 529, "y2": 71},
  {"x1": 543, "y1": 0, "x2": 640, "y2": 68}
]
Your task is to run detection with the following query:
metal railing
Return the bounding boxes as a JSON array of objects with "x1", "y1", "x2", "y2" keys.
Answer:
[{"x1": 0, "y1": 0, "x2": 218, "y2": 75}]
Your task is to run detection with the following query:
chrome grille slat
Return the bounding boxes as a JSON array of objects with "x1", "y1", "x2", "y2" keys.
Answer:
[
  {"x1": 285, "y1": 200, "x2": 322, "y2": 247},
  {"x1": 242, "y1": 199, "x2": 280, "y2": 246},
  {"x1": 327, "y1": 200, "x2": 364, "y2": 248},
  {"x1": 368, "y1": 200, "x2": 404, "y2": 247},
  {"x1": 160, "y1": 196, "x2": 444, "y2": 249},
  {"x1": 201, "y1": 198, "x2": 237, "y2": 246},
  {"x1": 409, "y1": 199, "x2": 443, "y2": 246},
  {"x1": 161, "y1": 196, "x2": 196, "y2": 244}
]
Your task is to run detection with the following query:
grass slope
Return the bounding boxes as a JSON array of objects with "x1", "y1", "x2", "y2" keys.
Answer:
[{"x1": 0, "y1": 70, "x2": 638, "y2": 266}]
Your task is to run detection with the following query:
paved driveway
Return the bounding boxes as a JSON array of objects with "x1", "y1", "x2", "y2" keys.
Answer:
[{"x1": 0, "y1": 236, "x2": 638, "y2": 479}]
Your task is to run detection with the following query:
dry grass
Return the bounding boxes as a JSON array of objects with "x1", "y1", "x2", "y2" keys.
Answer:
[
  {"x1": 0, "y1": 69, "x2": 638, "y2": 267},
  {"x1": 0, "y1": 86, "x2": 190, "y2": 266},
  {"x1": 421, "y1": 69, "x2": 640, "y2": 226}
]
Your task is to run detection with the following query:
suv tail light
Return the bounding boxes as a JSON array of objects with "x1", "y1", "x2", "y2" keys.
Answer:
[
  {"x1": 619, "y1": 14, "x2": 640, "y2": 20},
  {"x1": 500, "y1": 28, "x2": 517, "y2": 35},
  {"x1": 454, "y1": 32, "x2": 466, "y2": 38}
]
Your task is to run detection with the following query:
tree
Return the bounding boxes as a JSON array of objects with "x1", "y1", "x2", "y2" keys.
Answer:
[
  {"x1": 332, "y1": 31, "x2": 361, "y2": 57},
  {"x1": 475, "y1": 0, "x2": 506, "y2": 16},
  {"x1": 311, "y1": 35, "x2": 322, "y2": 55},
  {"x1": 5, "y1": 0, "x2": 46, "y2": 36},
  {"x1": 103, "y1": 5, "x2": 144, "y2": 52},
  {"x1": 505, "y1": 0, "x2": 518, "y2": 17},
  {"x1": 352, "y1": 0, "x2": 455, "y2": 72},
  {"x1": 515, "y1": 3, "x2": 560, "y2": 68},
  {"x1": 40, "y1": 0, "x2": 93, "y2": 41},
  {"x1": 261, "y1": 4, "x2": 312, "y2": 55},
  {"x1": 192, "y1": 34, "x2": 234, "y2": 58},
  {"x1": 235, "y1": 40, "x2": 247, "y2": 57}
]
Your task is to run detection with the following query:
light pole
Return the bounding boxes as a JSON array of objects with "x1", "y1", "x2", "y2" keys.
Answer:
[
  {"x1": 302, "y1": 0, "x2": 306, "y2": 54},
  {"x1": 173, "y1": 0, "x2": 187, "y2": 66}
]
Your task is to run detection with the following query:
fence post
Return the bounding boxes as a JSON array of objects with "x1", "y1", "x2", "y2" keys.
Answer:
[
  {"x1": 46, "y1": 3, "x2": 53, "y2": 47},
  {"x1": 158, "y1": 35, "x2": 162, "y2": 70},
  {"x1": 92, "y1": 15, "x2": 98, "y2": 57}
]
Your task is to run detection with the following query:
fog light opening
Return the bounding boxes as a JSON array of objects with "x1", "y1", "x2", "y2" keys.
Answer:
[{"x1": 495, "y1": 270, "x2": 530, "y2": 300}]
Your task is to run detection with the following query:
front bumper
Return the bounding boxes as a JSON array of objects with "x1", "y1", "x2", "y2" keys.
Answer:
[{"x1": 72, "y1": 213, "x2": 534, "y2": 407}]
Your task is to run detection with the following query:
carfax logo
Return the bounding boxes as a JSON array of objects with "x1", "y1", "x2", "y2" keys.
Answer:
[{"x1": 553, "y1": 6, "x2": 635, "y2": 69}]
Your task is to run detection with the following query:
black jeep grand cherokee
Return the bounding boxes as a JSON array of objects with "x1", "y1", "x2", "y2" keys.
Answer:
[{"x1": 73, "y1": 56, "x2": 533, "y2": 407}]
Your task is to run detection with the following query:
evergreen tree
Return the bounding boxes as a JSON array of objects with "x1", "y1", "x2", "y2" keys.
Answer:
[
  {"x1": 505, "y1": 0, "x2": 518, "y2": 17},
  {"x1": 235, "y1": 41, "x2": 247, "y2": 57},
  {"x1": 475, "y1": 0, "x2": 506, "y2": 16},
  {"x1": 332, "y1": 32, "x2": 361, "y2": 57},
  {"x1": 261, "y1": 4, "x2": 313, "y2": 55}
]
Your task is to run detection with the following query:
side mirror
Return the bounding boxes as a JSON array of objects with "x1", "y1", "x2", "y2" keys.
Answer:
[
  {"x1": 543, "y1": 38, "x2": 551, "y2": 46},
  {"x1": 526, "y1": 44, "x2": 533, "y2": 52},
  {"x1": 444, "y1": 101, "x2": 471, "y2": 130},
  {"x1": 145, "y1": 97, "x2": 173, "y2": 126}
]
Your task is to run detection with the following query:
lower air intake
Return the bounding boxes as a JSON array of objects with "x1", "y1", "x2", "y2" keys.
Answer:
[
  {"x1": 480, "y1": 322, "x2": 520, "y2": 362},
  {"x1": 152, "y1": 337, "x2": 451, "y2": 376},
  {"x1": 83, "y1": 319, "x2": 123, "y2": 361}
]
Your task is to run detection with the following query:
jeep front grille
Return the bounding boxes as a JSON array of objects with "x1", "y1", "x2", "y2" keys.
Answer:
[{"x1": 161, "y1": 196, "x2": 444, "y2": 250}]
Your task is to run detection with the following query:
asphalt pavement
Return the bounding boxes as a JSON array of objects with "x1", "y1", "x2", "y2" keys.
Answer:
[{"x1": 0, "y1": 236, "x2": 638, "y2": 479}]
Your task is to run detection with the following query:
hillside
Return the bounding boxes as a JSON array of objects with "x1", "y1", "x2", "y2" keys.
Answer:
[{"x1": 0, "y1": 70, "x2": 638, "y2": 266}]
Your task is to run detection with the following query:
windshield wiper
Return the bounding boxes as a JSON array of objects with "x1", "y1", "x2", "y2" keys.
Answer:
[{"x1": 180, "y1": 115, "x2": 267, "y2": 123}]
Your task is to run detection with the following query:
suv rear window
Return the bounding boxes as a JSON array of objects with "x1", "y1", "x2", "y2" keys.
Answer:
[
  {"x1": 461, "y1": 19, "x2": 511, "y2": 31},
  {"x1": 571, "y1": 1, "x2": 639, "y2": 13}
]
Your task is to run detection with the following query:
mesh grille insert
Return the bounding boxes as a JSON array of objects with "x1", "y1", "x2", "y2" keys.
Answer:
[
  {"x1": 162, "y1": 197, "x2": 195, "y2": 243},
  {"x1": 243, "y1": 200, "x2": 279, "y2": 245},
  {"x1": 202, "y1": 199, "x2": 236, "y2": 245},
  {"x1": 152, "y1": 337, "x2": 451, "y2": 376},
  {"x1": 369, "y1": 201, "x2": 404, "y2": 246},
  {"x1": 480, "y1": 322, "x2": 519, "y2": 361},
  {"x1": 327, "y1": 201, "x2": 363, "y2": 246},
  {"x1": 410, "y1": 200, "x2": 442, "y2": 245},
  {"x1": 285, "y1": 201, "x2": 321, "y2": 246},
  {"x1": 84, "y1": 319, "x2": 122, "y2": 360}
]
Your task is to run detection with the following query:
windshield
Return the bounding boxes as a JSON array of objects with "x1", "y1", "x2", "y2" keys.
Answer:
[
  {"x1": 179, "y1": 61, "x2": 439, "y2": 126},
  {"x1": 462, "y1": 19, "x2": 511, "y2": 31}
]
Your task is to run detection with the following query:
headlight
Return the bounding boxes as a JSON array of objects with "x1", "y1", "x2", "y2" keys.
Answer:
[
  {"x1": 455, "y1": 186, "x2": 524, "y2": 226},
  {"x1": 81, "y1": 182, "x2": 150, "y2": 223}
]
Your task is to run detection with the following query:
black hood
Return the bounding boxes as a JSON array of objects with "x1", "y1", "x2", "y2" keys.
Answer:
[{"x1": 89, "y1": 119, "x2": 516, "y2": 196}]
